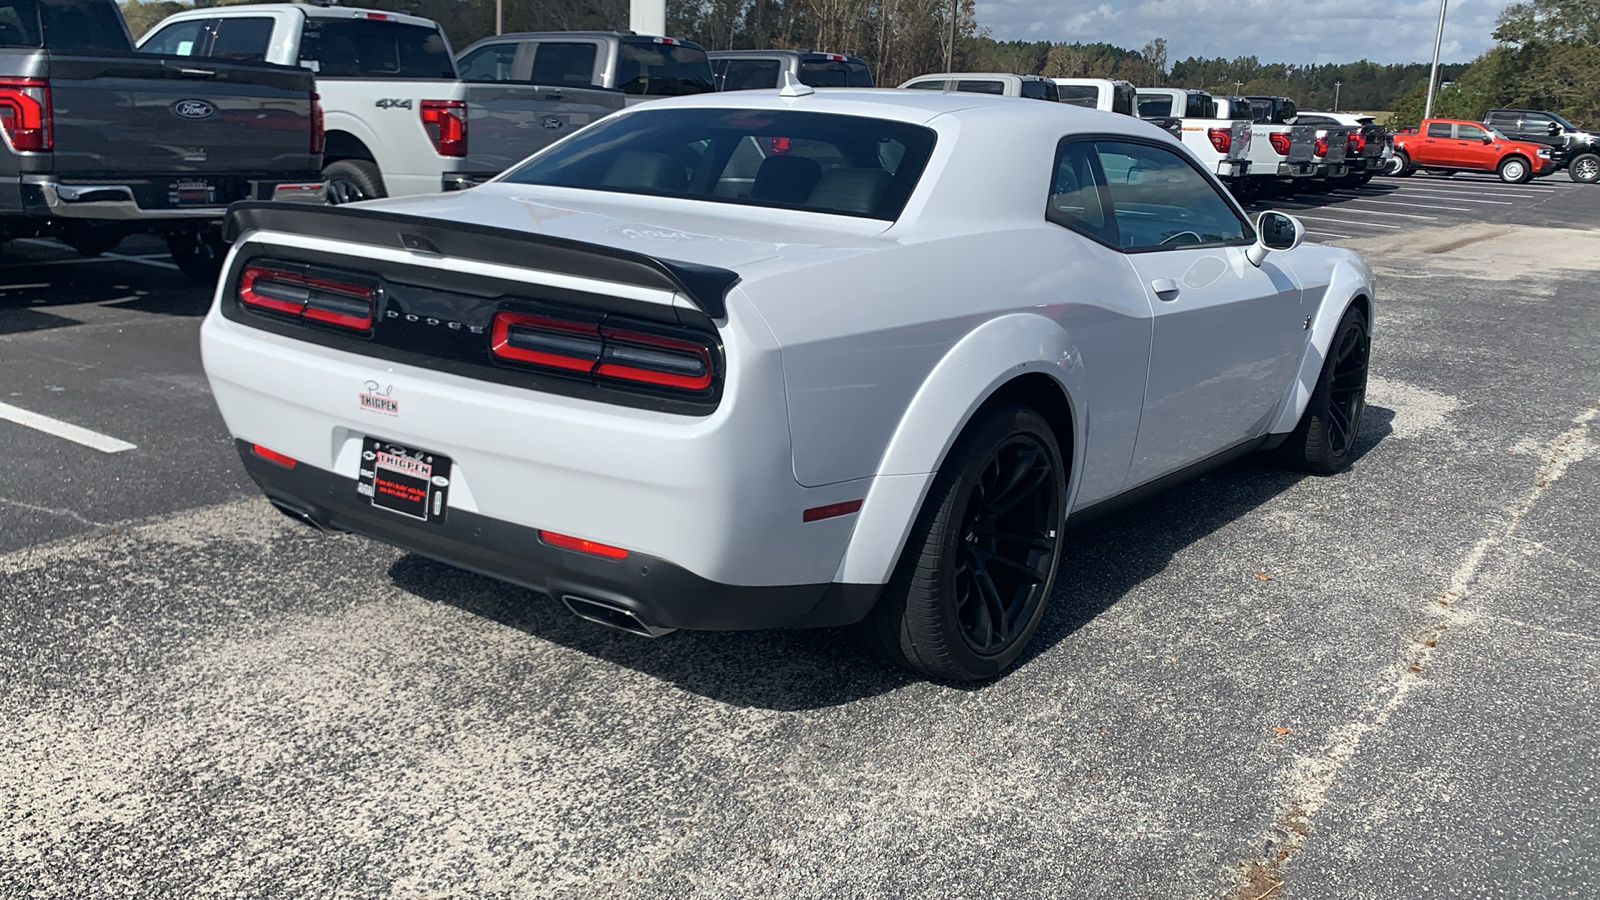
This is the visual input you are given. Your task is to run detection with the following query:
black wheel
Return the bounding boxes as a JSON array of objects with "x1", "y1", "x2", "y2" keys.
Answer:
[
  {"x1": 1497, "y1": 156, "x2": 1531, "y2": 184},
  {"x1": 166, "y1": 230, "x2": 227, "y2": 284},
  {"x1": 58, "y1": 223, "x2": 126, "y2": 257},
  {"x1": 1568, "y1": 152, "x2": 1600, "y2": 184},
  {"x1": 1274, "y1": 306, "x2": 1370, "y2": 473},
  {"x1": 1425, "y1": 169, "x2": 1455, "y2": 177},
  {"x1": 323, "y1": 159, "x2": 386, "y2": 204},
  {"x1": 1390, "y1": 151, "x2": 1412, "y2": 177},
  {"x1": 1356, "y1": 173, "x2": 1375, "y2": 186},
  {"x1": 860, "y1": 405, "x2": 1067, "y2": 681}
]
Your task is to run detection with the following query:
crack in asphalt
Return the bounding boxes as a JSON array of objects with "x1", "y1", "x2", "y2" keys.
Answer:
[{"x1": 1222, "y1": 399, "x2": 1599, "y2": 899}]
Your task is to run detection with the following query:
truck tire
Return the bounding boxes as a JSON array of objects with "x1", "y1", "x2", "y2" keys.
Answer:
[
  {"x1": 1390, "y1": 151, "x2": 1412, "y2": 177},
  {"x1": 324, "y1": 159, "x2": 386, "y2": 204},
  {"x1": 167, "y1": 230, "x2": 227, "y2": 285},
  {"x1": 58, "y1": 223, "x2": 127, "y2": 258},
  {"x1": 1568, "y1": 153, "x2": 1600, "y2": 184},
  {"x1": 1497, "y1": 156, "x2": 1532, "y2": 184}
]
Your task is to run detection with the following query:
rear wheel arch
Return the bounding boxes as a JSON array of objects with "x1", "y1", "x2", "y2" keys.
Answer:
[{"x1": 322, "y1": 130, "x2": 377, "y2": 166}]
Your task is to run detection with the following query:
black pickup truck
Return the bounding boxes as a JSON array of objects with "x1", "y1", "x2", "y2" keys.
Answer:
[{"x1": 0, "y1": 0, "x2": 325, "y2": 279}]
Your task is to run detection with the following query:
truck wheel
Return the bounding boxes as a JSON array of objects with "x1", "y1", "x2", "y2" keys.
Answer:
[
  {"x1": 1569, "y1": 153, "x2": 1600, "y2": 183},
  {"x1": 1498, "y1": 156, "x2": 1531, "y2": 184},
  {"x1": 859, "y1": 404, "x2": 1067, "y2": 682},
  {"x1": 1390, "y1": 151, "x2": 1412, "y2": 177},
  {"x1": 167, "y1": 230, "x2": 227, "y2": 285},
  {"x1": 58, "y1": 223, "x2": 127, "y2": 258},
  {"x1": 324, "y1": 159, "x2": 386, "y2": 204}
]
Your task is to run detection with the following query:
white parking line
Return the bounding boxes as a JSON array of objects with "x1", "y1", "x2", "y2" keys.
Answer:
[
  {"x1": 1305, "y1": 230, "x2": 1357, "y2": 239},
  {"x1": 1367, "y1": 190, "x2": 1514, "y2": 205},
  {"x1": 0, "y1": 401, "x2": 137, "y2": 454},
  {"x1": 15, "y1": 239, "x2": 180, "y2": 271},
  {"x1": 1291, "y1": 214, "x2": 1401, "y2": 229},
  {"x1": 1396, "y1": 181, "x2": 1556, "y2": 194},
  {"x1": 1335, "y1": 196, "x2": 1472, "y2": 212}
]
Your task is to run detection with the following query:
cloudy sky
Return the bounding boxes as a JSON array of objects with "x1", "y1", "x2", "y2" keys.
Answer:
[{"x1": 976, "y1": 0, "x2": 1515, "y2": 64}]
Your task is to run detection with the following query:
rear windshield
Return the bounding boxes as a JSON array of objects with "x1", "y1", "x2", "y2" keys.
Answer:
[
  {"x1": 1020, "y1": 80, "x2": 1057, "y2": 101},
  {"x1": 1058, "y1": 85, "x2": 1100, "y2": 108},
  {"x1": 1249, "y1": 98, "x2": 1295, "y2": 124},
  {"x1": 799, "y1": 59, "x2": 873, "y2": 87},
  {"x1": 1218, "y1": 98, "x2": 1250, "y2": 120},
  {"x1": 501, "y1": 107, "x2": 936, "y2": 220},
  {"x1": 1137, "y1": 95, "x2": 1174, "y2": 117},
  {"x1": 617, "y1": 41, "x2": 713, "y2": 96},
  {"x1": 298, "y1": 19, "x2": 456, "y2": 79},
  {"x1": 0, "y1": 0, "x2": 129, "y2": 51}
]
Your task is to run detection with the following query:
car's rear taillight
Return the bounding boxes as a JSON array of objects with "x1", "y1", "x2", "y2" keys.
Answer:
[
  {"x1": 311, "y1": 92, "x2": 325, "y2": 155},
  {"x1": 251, "y1": 444, "x2": 297, "y2": 468},
  {"x1": 1348, "y1": 133, "x2": 1365, "y2": 153},
  {"x1": 1207, "y1": 127, "x2": 1231, "y2": 153},
  {"x1": 538, "y1": 530, "x2": 629, "y2": 559},
  {"x1": 0, "y1": 77, "x2": 51, "y2": 153},
  {"x1": 489, "y1": 310, "x2": 715, "y2": 394},
  {"x1": 1269, "y1": 132, "x2": 1291, "y2": 155},
  {"x1": 420, "y1": 99, "x2": 467, "y2": 157},
  {"x1": 1315, "y1": 136, "x2": 1329, "y2": 157},
  {"x1": 238, "y1": 265, "x2": 376, "y2": 331}
]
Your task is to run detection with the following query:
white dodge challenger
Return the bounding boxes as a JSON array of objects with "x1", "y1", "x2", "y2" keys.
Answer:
[{"x1": 202, "y1": 83, "x2": 1374, "y2": 681}]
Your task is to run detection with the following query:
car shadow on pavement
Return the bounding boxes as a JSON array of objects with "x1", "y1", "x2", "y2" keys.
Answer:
[{"x1": 393, "y1": 407, "x2": 1395, "y2": 711}]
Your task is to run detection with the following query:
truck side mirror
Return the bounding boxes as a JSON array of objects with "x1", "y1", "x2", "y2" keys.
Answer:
[
  {"x1": 1549, "y1": 122, "x2": 1562, "y2": 136},
  {"x1": 1247, "y1": 211, "x2": 1303, "y2": 266}
]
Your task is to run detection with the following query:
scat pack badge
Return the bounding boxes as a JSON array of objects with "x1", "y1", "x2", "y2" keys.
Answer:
[{"x1": 359, "y1": 381, "x2": 398, "y2": 416}]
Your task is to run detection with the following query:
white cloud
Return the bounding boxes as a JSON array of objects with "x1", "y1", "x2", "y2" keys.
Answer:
[{"x1": 976, "y1": 0, "x2": 1517, "y2": 64}]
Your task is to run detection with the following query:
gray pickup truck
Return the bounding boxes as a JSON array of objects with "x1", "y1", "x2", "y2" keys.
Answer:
[{"x1": 0, "y1": 0, "x2": 324, "y2": 279}]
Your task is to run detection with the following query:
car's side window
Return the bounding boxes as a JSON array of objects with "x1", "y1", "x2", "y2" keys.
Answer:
[
  {"x1": 1456, "y1": 123, "x2": 1488, "y2": 141},
  {"x1": 1046, "y1": 140, "x2": 1115, "y2": 246},
  {"x1": 141, "y1": 18, "x2": 210, "y2": 56},
  {"x1": 1426, "y1": 122, "x2": 1453, "y2": 138},
  {"x1": 903, "y1": 79, "x2": 945, "y2": 90},
  {"x1": 1093, "y1": 140, "x2": 1250, "y2": 251}
]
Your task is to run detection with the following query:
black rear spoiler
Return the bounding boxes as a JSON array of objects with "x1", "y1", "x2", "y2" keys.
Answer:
[{"x1": 223, "y1": 201, "x2": 739, "y2": 319}]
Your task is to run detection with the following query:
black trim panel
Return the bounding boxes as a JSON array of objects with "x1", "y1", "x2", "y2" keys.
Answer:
[
  {"x1": 223, "y1": 201, "x2": 740, "y2": 318},
  {"x1": 238, "y1": 441, "x2": 881, "y2": 631}
]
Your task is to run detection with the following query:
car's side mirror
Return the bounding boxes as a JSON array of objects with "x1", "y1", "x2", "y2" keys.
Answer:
[
  {"x1": 1483, "y1": 135, "x2": 1494, "y2": 144},
  {"x1": 1247, "y1": 211, "x2": 1304, "y2": 266}
]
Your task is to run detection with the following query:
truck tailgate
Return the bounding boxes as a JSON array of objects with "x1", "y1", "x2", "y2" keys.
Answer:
[
  {"x1": 462, "y1": 83, "x2": 625, "y2": 176},
  {"x1": 1288, "y1": 125, "x2": 1318, "y2": 163},
  {"x1": 47, "y1": 54, "x2": 315, "y2": 177}
]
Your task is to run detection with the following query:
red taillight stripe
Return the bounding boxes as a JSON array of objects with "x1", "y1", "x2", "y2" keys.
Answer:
[
  {"x1": 238, "y1": 265, "x2": 375, "y2": 331},
  {"x1": 539, "y1": 530, "x2": 629, "y2": 560},
  {"x1": 803, "y1": 499, "x2": 863, "y2": 522},
  {"x1": 251, "y1": 444, "x2": 296, "y2": 468},
  {"x1": 420, "y1": 99, "x2": 467, "y2": 157},
  {"x1": 0, "y1": 77, "x2": 51, "y2": 153}
]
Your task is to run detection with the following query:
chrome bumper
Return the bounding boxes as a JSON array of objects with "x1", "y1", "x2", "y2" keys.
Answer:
[{"x1": 36, "y1": 180, "x2": 327, "y2": 220}]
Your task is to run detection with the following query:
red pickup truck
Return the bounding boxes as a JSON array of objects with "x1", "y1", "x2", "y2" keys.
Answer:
[{"x1": 1391, "y1": 118, "x2": 1554, "y2": 183}]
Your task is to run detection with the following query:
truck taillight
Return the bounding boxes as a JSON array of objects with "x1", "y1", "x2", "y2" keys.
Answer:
[
  {"x1": 0, "y1": 77, "x2": 51, "y2": 153},
  {"x1": 420, "y1": 99, "x2": 467, "y2": 157},
  {"x1": 1315, "y1": 136, "x2": 1329, "y2": 157},
  {"x1": 490, "y1": 310, "x2": 715, "y2": 394},
  {"x1": 1269, "y1": 132, "x2": 1291, "y2": 155},
  {"x1": 238, "y1": 265, "x2": 376, "y2": 332},
  {"x1": 1348, "y1": 133, "x2": 1365, "y2": 153},
  {"x1": 311, "y1": 92, "x2": 325, "y2": 155},
  {"x1": 1207, "y1": 127, "x2": 1231, "y2": 153}
]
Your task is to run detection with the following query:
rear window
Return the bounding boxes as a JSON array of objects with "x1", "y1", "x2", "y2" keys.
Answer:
[
  {"x1": 617, "y1": 41, "x2": 713, "y2": 96},
  {"x1": 799, "y1": 59, "x2": 873, "y2": 87},
  {"x1": 298, "y1": 19, "x2": 455, "y2": 79},
  {"x1": 719, "y1": 58, "x2": 781, "y2": 91},
  {"x1": 1020, "y1": 80, "x2": 1057, "y2": 101},
  {"x1": 529, "y1": 41, "x2": 597, "y2": 86},
  {"x1": 903, "y1": 79, "x2": 945, "y2": 90},
  {"x1": 1218, "y1": 98, "x2": 1250, "y2": 120},
  {"x1": 957, "y1": 80, "x2": 1005, "y2": 95},
  {"x1": 1185, "y1": 93, "x2": 1215, "y2": 118},
  {"x1": 0, "y1": 0, "x2": 129, "y2": 51},
  {"x1": 209, "y1": 17, "x2": 273, "y2": 61},
  {"x1": 1058, "y1": 85, "x2": 1100, "y2": 108},
  {"x1": 501, "y1": 107, "x2": 936, "y2": 221},
  {"x1": 1138, "y1": 94, "x2": 1175, "y2": 117}
]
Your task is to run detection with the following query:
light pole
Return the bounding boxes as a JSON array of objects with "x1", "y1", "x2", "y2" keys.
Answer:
[
  {"x1": 1423, "y1": 0, "x2": 1448, "y2": 119},
  {"x1": 1334, "y1": 80, "x2": 1342, "y2": 111},
  {"x1": 496, "y1": 0, "x2": 502, "y2": 34},
  {"x1": 945, "y1": 0, "x2": 956, "y2": 72}
]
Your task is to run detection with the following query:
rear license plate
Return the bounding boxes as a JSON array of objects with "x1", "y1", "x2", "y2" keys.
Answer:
[
  {"x1": 357, "y1": 437, "x2": 452, "y2": 523},
  {"x1": 169, "y1": 179, "x2": 216, "y2": 206}
]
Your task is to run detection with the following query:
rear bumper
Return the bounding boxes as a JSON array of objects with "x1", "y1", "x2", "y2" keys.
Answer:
[
  {"x1": 20, "y1": 176, "x2": 326, "y2": 221},
  {"x1": 1277, "y1": 161, "x2": 1316, "y2": 177},
  {"x1": 238, "y1": 440, "x2": 880, "y2": 631},
  {"x1": 1216, "y1": 159, "x2": 1250, "y2": 178}
]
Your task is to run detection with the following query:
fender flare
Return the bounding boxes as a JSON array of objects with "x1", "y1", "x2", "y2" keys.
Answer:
[
  {"x1": 320, "y1": 115, "x2": 387, "y2": 171},
  {"x1": 1267, "y1": 257, "x2": 1375, "y2": 435},
  {"x1": 835, "y1": 313, "x2": 1085, "y2": 586}
]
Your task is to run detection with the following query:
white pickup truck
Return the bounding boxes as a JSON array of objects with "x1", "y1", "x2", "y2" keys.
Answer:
[
  {"x1": 1136, "y1": 88, "x2": 1252, "y2": 189},
  {"x1": 1050, "y1": 78, "x2": 1137, "y2": 115},
  {"x1": 1212, "y1": 95, "x2": 1317, "y2": 198},
  {"x1": 138, "y1": 4, "x2": 625, "y2": 201}
]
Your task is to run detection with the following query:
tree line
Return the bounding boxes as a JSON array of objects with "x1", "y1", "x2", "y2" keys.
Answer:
[{"x1": 120, "y1": 0, "x2": 1596, "y2": 127}]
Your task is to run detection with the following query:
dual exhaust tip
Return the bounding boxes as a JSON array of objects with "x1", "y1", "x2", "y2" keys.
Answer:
[{"x1": 268, "y1": 497, "x2": 676, "y2": 639}]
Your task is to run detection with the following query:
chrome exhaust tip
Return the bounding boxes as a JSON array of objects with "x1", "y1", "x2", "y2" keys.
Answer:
[
  {"x1": 268, "y1": 497, "x2": 332, "y2": 533},
  {"x1": 562, "y1": 594, "x2": 676, "y2": 638}
]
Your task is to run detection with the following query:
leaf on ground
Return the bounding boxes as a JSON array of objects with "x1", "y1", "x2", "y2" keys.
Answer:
[
  {"x1": 1253, "y1": 573, "x2": 1274, "y2": 581},
  {"x1": 1272, "y1": 726, "x2": 1293, "y2": 739}
]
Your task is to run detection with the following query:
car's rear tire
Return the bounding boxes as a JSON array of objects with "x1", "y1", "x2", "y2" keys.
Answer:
[
  {"x1": 1390, "y1": 151, "x2": 1412, "y2": 176},
  {"x1": 324, "y1": 159, "x2": 386, "y2": 204},
  {"x1": 166, "y1": 230, "x2": 228, "y2": 284},
  {"x1": 860, "y1": 405, "x2": 1067, "y2": 682},
  {"x1": 1273, "y1": 305, "x2": 1370, "y2": 474},
  {"x1": 1568, "y1": 152, "x2": 1600, "y2": 184},
  {"x1": 1498, "y1": 156, "x2": 1532, "y2": 184}
]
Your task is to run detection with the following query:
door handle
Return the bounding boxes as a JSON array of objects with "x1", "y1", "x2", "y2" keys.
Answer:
[
  {"x1": 177, "y1": 67, "x2": 216, "y2": 78},
  {"x1": 1151, "y1": 278, "x2": 1179, "y2": 300}
]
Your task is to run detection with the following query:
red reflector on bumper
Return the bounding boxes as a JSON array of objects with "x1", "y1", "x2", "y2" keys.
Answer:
[
  {"x1": 803, "y1": 499, "x2": 863, "y2": 522},
  {"x1": 539, "y1": 530, "x2": 629, "y2": 560},
  {"x1": 251, "y1": 444, "x2": 296, "y2": 468}
]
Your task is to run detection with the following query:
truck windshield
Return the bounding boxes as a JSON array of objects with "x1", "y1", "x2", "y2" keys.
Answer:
[
  {"x1": 616, "y1": 41, "x2": 714, "y2": 96},
  {"x1": 0, "y1": 0, "x2": 130, "y2": 51},
  {"x1": 501, "y1": 107, "x2": 936, "y2": 221},
  {"x1": 298, "y1": 19, "x2": 456, "y2": 79}
]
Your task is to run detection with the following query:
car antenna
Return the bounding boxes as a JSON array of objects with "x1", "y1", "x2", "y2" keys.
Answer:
[{"x1": 779, "y1": 71, "x2": 814, "y2": 98}]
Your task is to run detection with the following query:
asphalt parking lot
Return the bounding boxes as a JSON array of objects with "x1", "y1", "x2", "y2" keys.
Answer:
[{"x1": 2, "y1": 175, "x2": 1598, "y2": 899}]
